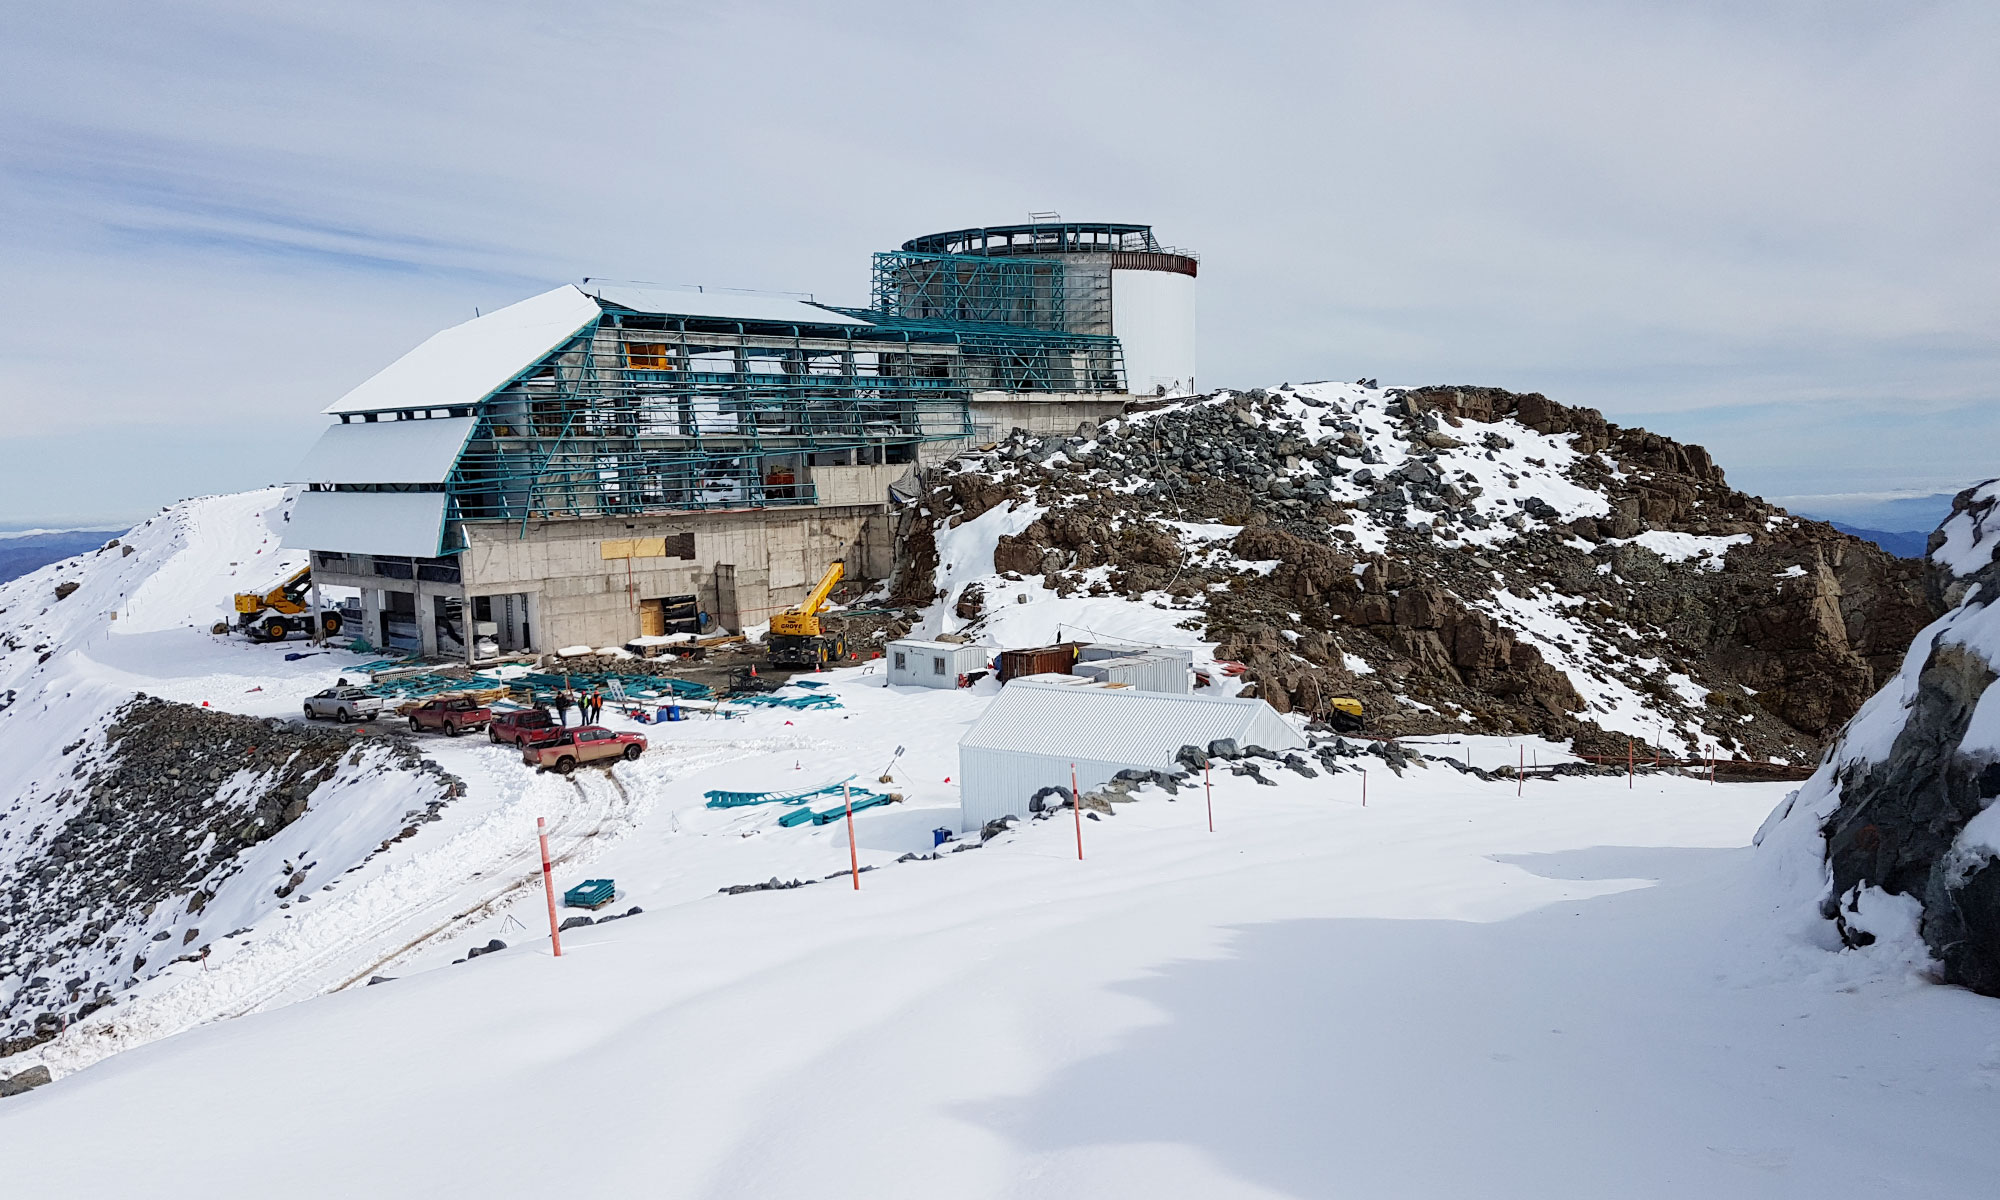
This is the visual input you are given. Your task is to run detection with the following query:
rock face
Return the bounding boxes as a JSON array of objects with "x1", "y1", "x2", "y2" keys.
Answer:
[
  {"x1": 896, "y1": 383, "x2": 1938, "y2": 760},
  {"x1": 1763, "y1": 480, "x2": 2000, "y2": 994}
]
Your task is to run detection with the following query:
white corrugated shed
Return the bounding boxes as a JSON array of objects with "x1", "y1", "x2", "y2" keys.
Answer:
[
  {"x1": 323, "y1": 286, "x2": 602, "y2": 415},
  {"x1": 957, "y1": 681, "x2": 1304, "y2": 831},
  {"x1": 283, "y1": 491, "x2": 450, "y2": 558},
  {"x1": 886, "y1": 640, "x2": 989, "y2": 689},
  {"x1": 586, "y1": 284, "x2": 874, "y2": 327},
  {"x1": 1073, "y1": 651, "x2": 1191, "y2": 694},
  {"x1": 294, "y1": 416, "x2": 477, "y2": 485}
]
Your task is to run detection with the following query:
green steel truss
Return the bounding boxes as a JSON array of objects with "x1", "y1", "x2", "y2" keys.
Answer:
[
  {"x1": 870, "y1": 251, "x2": 1066, "y2": 330},
  {"x1": 444, "y1": 308, "x2": 1123, "y2": 530}
]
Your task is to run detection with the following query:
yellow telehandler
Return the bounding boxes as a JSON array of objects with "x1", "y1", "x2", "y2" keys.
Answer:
[
  {"x1": 768, "y1": 560, "x2": 848, "y2": 666},
  {"x1": 212, "y1": 566, "x2": 341, "y2": 643}
]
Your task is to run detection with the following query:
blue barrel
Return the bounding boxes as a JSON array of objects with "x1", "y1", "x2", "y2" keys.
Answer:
[{"x1": 933, "y1": 827, "x2": 954, "y2": 847}]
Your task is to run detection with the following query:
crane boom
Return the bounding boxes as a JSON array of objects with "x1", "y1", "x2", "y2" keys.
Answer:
[{"x1": 769, "y1": 560, "x2": 844, "y2": 639}]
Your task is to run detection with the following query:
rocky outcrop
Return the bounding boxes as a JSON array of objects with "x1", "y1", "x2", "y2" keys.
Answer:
[
  {"x1": 1763, "y1": 480, "x2": 2000, "y2": 994},
  {"x1": 911, "y1": 384, "x2": 1938, "y2": 759},
  {"x1": 0, "y1": 698, "x2": 460, "y2": 1057}
]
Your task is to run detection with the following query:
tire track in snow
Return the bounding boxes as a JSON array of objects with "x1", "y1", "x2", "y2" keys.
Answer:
[{"x1": 25, "y1": 737, "x2": 790, "y2": 1080}]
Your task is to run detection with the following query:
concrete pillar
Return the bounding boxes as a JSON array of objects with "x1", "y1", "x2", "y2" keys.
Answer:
[
  {"x1": 416, "y1": 583, "x2": 439, "y2": 658},
  {"x1": 308, "y1": 576, "x2": 324, "y2": 645},
  {"x1": 361, "y1": 588, "x2": 382, "y2": 651},
  {"x1": 714, "y1": 565, "x2": 740, "y2": 633}
]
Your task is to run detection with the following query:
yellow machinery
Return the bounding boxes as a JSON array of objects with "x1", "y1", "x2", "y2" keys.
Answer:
[
  {"x1": 1327, "y1": 696, "x2": 1365, "y2": 733},
  {"x1": 769, "y1": 560, "x2": 847, "y2": 666},
  {"x1": 215, "y1": 566, "x2": 341, "y2": 643}
]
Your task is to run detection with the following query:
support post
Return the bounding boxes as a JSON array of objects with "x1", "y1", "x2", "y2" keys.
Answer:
[
  {"x1": 1205, "y1": 764, "x2": 1214, "y2": 833},
  {"x1": 1517, "y1": 745, "x2": 1524, "y2": 798},
  {"x1": 844, "y1": 782, "x2": 859, "y2": 890},
  {"x1": 1628, "y1": 738, "x2": 1634, "y2": 789},
  {"x1": 538, "y1": 817, "x2": 562, "y2": 958},
  {"x1": 1071, "y1": 763, "x2": 1083, "y2": 861},
  {"x1": 1361, "y1": 768, "x2": 1367, "y2": 807},
  {"x1": 308, "y1": 574, "x2": 324, "y2": 645}
]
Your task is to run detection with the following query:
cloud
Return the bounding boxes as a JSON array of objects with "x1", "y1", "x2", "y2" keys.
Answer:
[{"x1": 1, "y1": 0, "x2": 1995, "y2": 520}]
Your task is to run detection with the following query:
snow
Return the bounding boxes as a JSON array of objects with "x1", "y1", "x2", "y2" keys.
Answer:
[
  {"x1": 586, "y1": 284, "x2": 873, "y2": 327},
  {"x1": 1613, "y1": 530, "x2": 1751, "y2": 571},
  {"x1": 293, "y1": 415, "x2": 477, "y2": 485},
  {"x1": 322, "y1": 285, "x2": 603, "y2": 415},
  {"x1": 8, "y1": 745, "x2": 2000, "y2": 1197},
  {"x1": 6, "y1": 487, "x2": 2000, "y2": 1197},
  {"x1": 283, "y1": 489, "x2": 449, "y2": 558},
  {"x1": 1932, "y1": 478, "x2": 1999, "y2": 577}
]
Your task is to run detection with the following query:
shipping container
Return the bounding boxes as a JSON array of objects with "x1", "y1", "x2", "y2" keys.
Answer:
[{"x1": 997, "y1": 643, "x2": 1081, "y2": 682}]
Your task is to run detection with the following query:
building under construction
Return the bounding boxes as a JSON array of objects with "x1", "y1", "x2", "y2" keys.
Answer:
[{"x1": 285, "y1": 221, "x2": 1198, "y2": 659}]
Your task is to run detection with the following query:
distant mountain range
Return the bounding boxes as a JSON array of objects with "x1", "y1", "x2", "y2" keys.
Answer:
[
  {"x1": 0, "y1": 529, "x2": 130, "y2": 585},
  {"x1": 1829, "y1": 523, "x2": 1929, "y2": 559}
]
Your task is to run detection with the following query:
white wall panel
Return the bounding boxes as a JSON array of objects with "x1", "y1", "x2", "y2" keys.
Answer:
[{"x1": 1111, "y1": 269, "x2": 1197, "y2": 396}]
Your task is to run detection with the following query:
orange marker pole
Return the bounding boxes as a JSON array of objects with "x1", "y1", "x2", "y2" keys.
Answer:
[
  {"x1": 1205, "y1": 764, "x2": 1214, "y2": 832},
  {"x1": 844, "y1": 783, "x2": 860, "y2": 890},
  {"x1": 537, "y1": 817, "x2": 562, "y2": 958},
  {"x1": 1071, "y1": 763, "x2": 1084, "y2": 860}
]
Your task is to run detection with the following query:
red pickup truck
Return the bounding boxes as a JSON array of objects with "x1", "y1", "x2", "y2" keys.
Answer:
[
  {"x1": 489, "y1": 708, "x2": 562, "y2": 748},
  {"x1": 405, "y1": 697, "x2": 492, "y2": 737},
  {"x1": 523, "y1": 726, "x2": 647, "y2": 774}
]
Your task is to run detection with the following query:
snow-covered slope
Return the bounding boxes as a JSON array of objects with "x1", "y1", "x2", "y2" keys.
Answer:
[{"x1": 1, "y1": 484, "x2": 1994, "y2": 1196}]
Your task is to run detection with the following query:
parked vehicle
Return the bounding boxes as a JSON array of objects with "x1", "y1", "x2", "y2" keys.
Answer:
[
  {"x1": 489, "y1": 707, "x2": 563, "y2": 748},
  {"x1": 302, "y1": 686, "x2": 383, "y2": 723},
  {"x1": 523, "y1": 726, "x2": 647, "y2": 774},
  {"x1": 406, "y1": 697, "x2": 492, "y2": 737}
]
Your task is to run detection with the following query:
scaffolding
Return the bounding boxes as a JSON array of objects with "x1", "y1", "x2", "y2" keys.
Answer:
[{"x1": 871, "y1": 251, "x2": 1067, "y2": 330}]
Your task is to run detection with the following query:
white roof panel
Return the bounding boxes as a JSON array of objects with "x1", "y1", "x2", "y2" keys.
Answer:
[
  {"x1": 960, "y1": 680, "x2": 1304, "y2": 765},
  {"x1": 294, "y1": 416, "x2": 476, "y2": 485},
  {"x1": 283, "y1": 490, "x2": 449, "y2": 558},
  {"x1": 323, "y1": 285, "x2": 602, "y2": 415},
  {"x1": 586, "y1": 284, "x2": 873, "y2": 327}
]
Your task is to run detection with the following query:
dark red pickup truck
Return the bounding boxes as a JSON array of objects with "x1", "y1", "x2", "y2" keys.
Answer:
[
  {"x1": 405, "y1": 697, "x2": 491, "y2": 737},
  {"x1": 523, "y1": 726, "x2": 647, "y2": 774},
  {"x1": 489, "y1": 708, "x2": 562, "y2": 748}
]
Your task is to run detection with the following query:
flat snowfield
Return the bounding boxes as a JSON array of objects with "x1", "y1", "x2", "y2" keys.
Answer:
[{"x1": 4, "y1": 729, "x2": 1997, "y2": 1197}]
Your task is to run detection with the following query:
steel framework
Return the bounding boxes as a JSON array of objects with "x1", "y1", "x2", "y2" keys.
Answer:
[
  {"x1": 870, "y1": 251, "x2": 1066, "y2": 330},
  {"x1": 441, "y1": 304, "x2": 1123, "y2": 532}
]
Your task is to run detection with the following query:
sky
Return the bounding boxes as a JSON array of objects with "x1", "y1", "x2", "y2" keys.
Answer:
[{"x1": 0, "y1": 1, "x2": 1995, "y2": 528}]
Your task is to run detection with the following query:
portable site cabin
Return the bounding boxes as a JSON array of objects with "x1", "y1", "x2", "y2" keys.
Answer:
[
  {"x1": 886, "y1": 639, "x2": 990, "y2": 689},
  {"x1": 957, "y1": 680, "x2": 1306, "y2": 831}
]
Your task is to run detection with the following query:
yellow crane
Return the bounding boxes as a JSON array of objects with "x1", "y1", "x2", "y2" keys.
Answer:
[
  {"x1": 769, "y1": 559, "x2": 847, "y2": 666},
  {"x1": 212, "y1": 566, "x2": 341, "y2": 643}
]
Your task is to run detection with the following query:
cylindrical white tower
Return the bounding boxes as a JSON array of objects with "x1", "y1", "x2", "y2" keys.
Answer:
[{"x1": 894, "y1": 222, "x2": 1198, "y2": 396}]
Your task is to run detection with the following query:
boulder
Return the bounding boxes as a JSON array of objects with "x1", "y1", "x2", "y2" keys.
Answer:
[{"x1": 0, "y1": 1065, "x2": 53, "y2": 1098}]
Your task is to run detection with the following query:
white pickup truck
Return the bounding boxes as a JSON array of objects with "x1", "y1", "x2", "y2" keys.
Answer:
[{"x1": 302, "y1": 686, "x2": 384, "y2": 722}]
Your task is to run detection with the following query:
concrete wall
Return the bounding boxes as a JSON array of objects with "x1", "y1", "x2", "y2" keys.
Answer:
[
  {"x1": 457, "y1": 503, "x2": 896, "y2": 650},
  {"x1": 811, "y1": 462, "x2": 912, "y2": 508},
  {"x1": 961, "y1": 393, "x2": 1130, "y2": 448}
]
